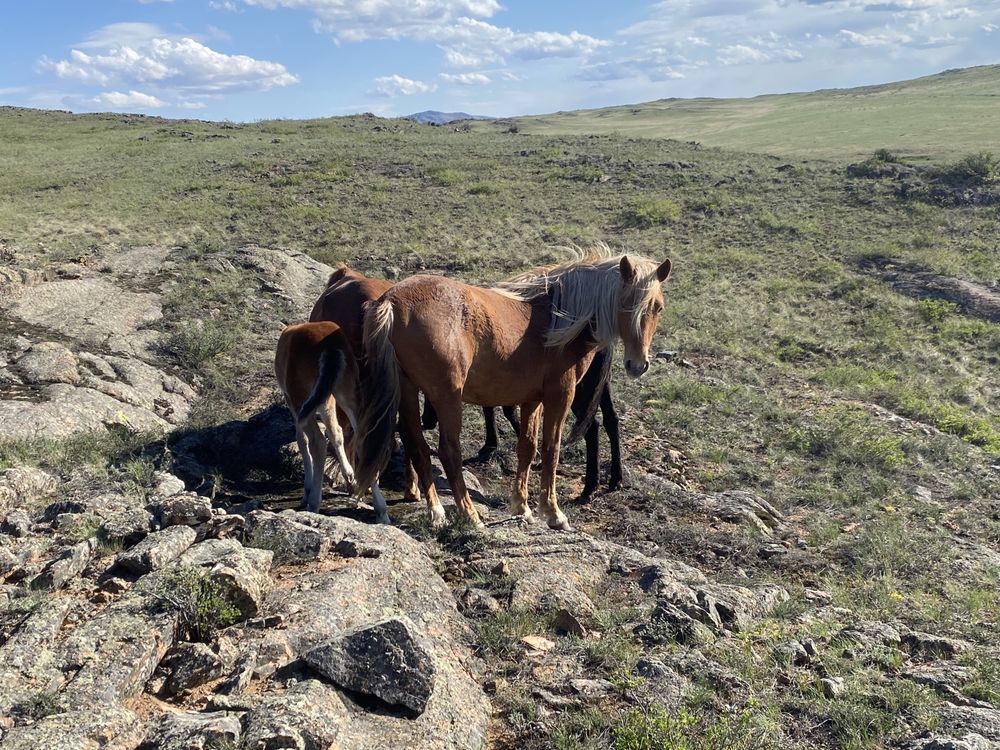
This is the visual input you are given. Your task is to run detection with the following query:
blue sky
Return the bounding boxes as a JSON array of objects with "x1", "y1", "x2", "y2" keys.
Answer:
[{"x1": 1, "y1": 0, "x2": 998, "y2": 121}]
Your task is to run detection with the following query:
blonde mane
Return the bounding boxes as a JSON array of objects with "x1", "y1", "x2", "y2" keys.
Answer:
[{"x1": 495, "y1": 244, "x2": 662, "y2": 349}]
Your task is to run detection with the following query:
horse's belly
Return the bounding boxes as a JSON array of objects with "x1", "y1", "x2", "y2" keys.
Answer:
[{"x1": 462, "y1": 365, "x2": 540, "y2": 406}]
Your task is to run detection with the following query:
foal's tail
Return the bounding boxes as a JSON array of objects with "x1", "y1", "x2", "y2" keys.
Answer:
[
  {"x1": 354, "y1": 297, "x2": 401, "y2": 492},
  {"x1": 566, "y1": 346, "x2": 613, "y2": 444},
  {"x1": 297, "y1": 335, "x2": 348, "y2": 428}
]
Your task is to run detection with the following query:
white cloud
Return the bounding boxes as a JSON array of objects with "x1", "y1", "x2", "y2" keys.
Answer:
[
  {"x1": 90, "y1": 90, "x2": 166, "y2": 108},
  {"x1": 717, "y1": 43, "x2": 771, "y2": 64},
  {"x1": 372, "y1": 74, "x2": 437, "y2": 96},
  {"x1": 40, "y1": 26, "x2": 298, "y2": 95},
  {"x1": 984, "y1": 22, "x2": 998, "y2": 31},
  {"x1": 209, "y1": 0, "x2": 241, "y2": 10},
  {"x1": 837, "y1": 28, "x2": 913, "y2": 46},
  {"x1": 236, "y1": 0, "x2": 607, "y2": 66},
  {"x1": 440, "y1": 71, "x2": 491, "y2": 84}
]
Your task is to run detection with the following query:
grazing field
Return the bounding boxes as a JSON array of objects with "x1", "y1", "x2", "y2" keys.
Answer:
[
  {"x1": 498, "y1": 65, "x2": 1000, "y2": 161},
  {"x1": 0, "y1": 98, "x2": 999, "y2": 749}
]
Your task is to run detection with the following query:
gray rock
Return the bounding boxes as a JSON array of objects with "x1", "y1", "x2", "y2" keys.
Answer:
[
  {"x1": 335, "y1": 536, "x2": 384, "y2": 559},
  {"x1": 242, "y1": 679, "x2": 349, "y2": 750},
  {"x1": 569, "y1": 678, "x2": 615, "y2": 697},
  {"x1": 903, "y1": 631, "x2": 971, "y2": 659},
  {"x1": 177, "y1": 538, "x2": 273, "y2": 618},
  {"x1": 140, "y1": 711, "x2": 242, "y2": 750},
  {"x1": 304, "y1": 616, "x2": 436, "y2": 714},
  {"x1": 822, "y1": 676, "x2": 846, "y2": 698},
  {"x1": 158, "y1": 493, "x2": 213, "y2": 527},
  {"x1": 0, "y1": 705, "x2": 145, "y2": 750},
  {"x1": 31, "y1": 540, "x2": 91, "y2": 590},
  {"x1": 8, "y1": 277, "x2": 162, "y2": 357},
  {"x1": 244, "y1": 510, "x2": 330, "y2": 563},
  {"x1": 0, "y1": 600, "x2": 72, "y2": 714},
  {"x1": 161, "y1": 642, "x2": 226, "y2": 696},
  {"x1": 639, "y1": 600, "x2": 715, "y2": 646},
  {"x1": 16, "y1": 342, "x2": 80, "y2": 385},
  {"x1": 99, "y1": 506, "x2": 155, "y2": 547},
  {"x1": 153, "y1": 471, "x2": 186, "y2": 499},
  {"x1": 2, "y1": 509, "x2": 32, "y2": 537},
  {"x1": 117, "y1": 525, "x2": 197, "y2": 574},
  {"x1": 938, "y1": 706, "x2": 1000, "y2": 742},
  {"x1": 217, "y1": 645, "x2": 258, "y2": 695},
  {"x1": 0, "y1": 467, "x2": 56, "y2": 513},
  {"x1": 459, "y1": 587, "x2": 501, "y2": 616}
]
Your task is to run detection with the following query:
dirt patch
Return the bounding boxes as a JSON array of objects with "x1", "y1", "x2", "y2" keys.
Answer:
[{"x1": 860, "y1": 256, "x2": 1000, "y2": 323}]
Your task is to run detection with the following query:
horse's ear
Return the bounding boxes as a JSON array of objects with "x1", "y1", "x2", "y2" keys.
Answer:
[
  {"x1": 656, "y1": 259, "x2": 672, "y2": 282},
  {"x1": 620, "y1": 256, "x2": 636, "y2": 284}
]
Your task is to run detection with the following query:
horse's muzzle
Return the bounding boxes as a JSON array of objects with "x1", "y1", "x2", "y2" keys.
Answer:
[{"x1": 625, "y1": 359, "x2": 649, "y2": 378}]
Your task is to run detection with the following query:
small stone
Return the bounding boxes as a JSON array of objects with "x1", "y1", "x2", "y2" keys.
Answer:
[
  {"x1": 802, "y1": 639, "x2": 819, "y2": 657},
  {"x1": 521, "y1": 634, "x2": 556, "y2": 652},
  {"x1": 152, "y1": 471, "x2": 186, "y2": 498},
  {"x1": 99, "y1": 507, "x2": 154, "y2": 547},
  {"x1": 141, "y1": 711, "x2": 241, "y2": 750},
  {"x1": 492, "y1": 560, "x2": 510, "y2": 577},
  {"x1": 822, "y1": 676, "x2": 846, "y2": 699},
  {"x1": 775, "y1": 640, "x2": 810, "y2": 666},
  {"x1": 459, "y1": 587, "x2": 501, "y2": 616},
  {"x1": 334, "y1": 536, "x2": 383, "y2": 558},
  {"x1": 569, "y1": 678, "x2": 615, "y2": 697},
  {"x1": 244, "y1": 511, "x2": 329, "y2": 563}
]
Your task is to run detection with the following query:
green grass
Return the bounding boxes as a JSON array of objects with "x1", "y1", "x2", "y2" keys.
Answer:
[{"x1": 495, "y1": 65, "x2": 1000, "y2": 160}]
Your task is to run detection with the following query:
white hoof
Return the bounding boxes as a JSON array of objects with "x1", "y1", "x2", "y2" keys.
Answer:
[
  {"x1": 547, "y1": 512, "x2": 572, "y2": 531},
  {"x1": 429, "y1": 505, "x2": 447, "y2": 528}
]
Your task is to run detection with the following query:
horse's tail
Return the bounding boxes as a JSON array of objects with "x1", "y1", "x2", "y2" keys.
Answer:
[
  {"x1": 566, "y1": 346, "x2": 613, "y2": 444},
  {"x1": 354, "y1": 297, "x2": 400, "y2": 492},
  {"x1": 297, "y1": 334, "x2": 348, "y2": 428}
]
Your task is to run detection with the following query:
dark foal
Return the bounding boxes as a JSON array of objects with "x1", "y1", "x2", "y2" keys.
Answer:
[{"x1": 422, "y1": 348, "x2": 621, "y2": 499}]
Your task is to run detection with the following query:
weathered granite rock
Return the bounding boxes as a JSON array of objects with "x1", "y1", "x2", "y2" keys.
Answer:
[
  {"x1": 902, "y1": 631, "x2": 971, "y2": 659},
  {"x1": 158, "y1": 493, "x2": 213, "y2": 527},
  {"x1": 0, "y1": 467, "x2": 56, "y2": 513},
  {"x1": 304, "y1": 616, "x2": 436, "y2": 714},
  {"x1": 938, "y1": 706, "x2": 1000, "y2": 742},
  {"x1": 1, "y1": 509, "x2": 32, "y2": 538},
  {"x1": 177, "y1": 538, "x2": 273, "y2": 618},
  {"x1": 152, "y1": 471, "x2": 186, "y2": 499},
  {"x1": 0, "y1": 600, "x2": 72, "y2": 714},
  {"x1": 117, "y1": 525, "x2": 197, "y2": 575},
  {"x1": 161, "y1": 642, "x2": 226, "y2": 696},
  {"x1": 99, "y1": 506, "x2": 155, "y2": 547},
  {"x1": 15, "y1": 342, "x2": 80, "y2": 385},
  {"x1": 31, "y1": 540, "x2": 92, "y2": 591},
  {"x1": 140, "y1": 711, "x2": 242, "y2": 750},
  {"x1": 0, "y1": 705, "x2": 145, "y2": 750},
  {"x1": 241, "y1": 679, "x2": 349, "y2": 750},
  {"x1": 904, "y1": 734, "x2": 993, "y2": 750},
  {"x1": 244, "y1": 510, "x2": 330, "y2": 563}
]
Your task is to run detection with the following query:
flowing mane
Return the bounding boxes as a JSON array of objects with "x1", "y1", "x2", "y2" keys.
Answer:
[{"x1": 496, "y1": 244, "x2": 663, "y2": 349}]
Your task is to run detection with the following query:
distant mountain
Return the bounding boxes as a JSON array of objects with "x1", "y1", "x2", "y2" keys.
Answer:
[{"x1": 406, "y1": 110, "x2": 491, "y2": 125}]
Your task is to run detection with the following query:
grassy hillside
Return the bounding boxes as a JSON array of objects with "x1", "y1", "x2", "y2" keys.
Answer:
[
  {"x1": 1, "y1": 104, "x2": 999, "y2": 748},
  {"x1": 499, "y1": 65, "x2": 1000, "y2": 161}
]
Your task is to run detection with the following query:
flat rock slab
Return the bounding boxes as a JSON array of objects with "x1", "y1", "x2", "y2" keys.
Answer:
[
  {"x1": 8, "y1": 277, "x2": 162, "y2": 356},
  {"x1": 31, "y1": 540, "x2": 91, "y2": 591},
  {"x1": 244, "y1": 510, "x2": 330, "y2": 563},
  {"x1": 0, "y1": 705, "x2": 145, "y2": 750},
  {"x1": 305, "y1": 616, "x2": 436, "y2": 714}
]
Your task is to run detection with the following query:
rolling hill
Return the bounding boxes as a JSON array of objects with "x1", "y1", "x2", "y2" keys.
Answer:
[{"x1": 499, "y1": 64, "x2": 1000, "y2": 161}]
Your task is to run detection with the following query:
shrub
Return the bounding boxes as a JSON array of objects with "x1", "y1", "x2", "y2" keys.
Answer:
[
  {"x1": 146, "y1": 567, "x2": 242, "y2": 642},
  {"x1": 938, "y1": 151, "x2": 999, "y2": 185},
  {"x1": 427, "y1": 166, "x2": 464, "y2": 185},
  {"x1": 917, "y1": 298, "x2": 958, "y2": 323},
  {"x1": 787, "y1": 407, "x2": 905, "y2": 470},
  {"x1": 162, "y1": 319, "x2": 240, "y2": 370}
]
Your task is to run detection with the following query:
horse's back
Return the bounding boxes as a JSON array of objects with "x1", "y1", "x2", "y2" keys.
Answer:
[
  {"x1": 276, "y1": 321, "x2": 348, "y2": 411},
  {"x1": 310, "y1": 276, "x2": 392, "y2": 351}
]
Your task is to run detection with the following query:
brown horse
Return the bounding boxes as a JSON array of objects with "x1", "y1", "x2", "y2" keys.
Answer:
[
  {"x1": 354, "y1": 249, "x2": 671, "y2": 531},
  {"x1": 274, "y1": 320, "x2": 390, "y2": 523}
]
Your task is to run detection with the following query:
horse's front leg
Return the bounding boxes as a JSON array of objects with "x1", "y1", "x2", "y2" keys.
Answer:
[
  {"x1": 601, "y1": 384, "x2": 623, "y2": 491},
  {"x1": 509, "y1": 401, "x2": 540, "y2": 521},
  {"x1": 539, "y1": 382, "x2": 574, "y2": 531}
]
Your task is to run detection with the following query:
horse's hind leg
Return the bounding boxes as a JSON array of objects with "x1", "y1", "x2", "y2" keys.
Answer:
[
  {"x1": 433, "y1": 394, "x2": 483, "y2": 528},
  {"x1": 294, "y1": 420, "x2": 314, "y2": 510},
  {"x1": 398, "y1": 377, "x2": 446, "y2": 526},
  {"x1": 601, "y1": 385, "x2": 622, "y2": 491},
  {"x1": 510, "y1": 401, "x2": 540, "y2": 521},
  {"x1": 371, "y1": 480, "x2": 391, "y2": 524},
  {"x1": 468, "y1": 406, "x2": 499, "y2": 464},
  {"x1": 302, "y1": 417, "x2": 327, "y2": 512},
  {"x1": 320, "y1": 396, "x2": 356, "y2": 492}
]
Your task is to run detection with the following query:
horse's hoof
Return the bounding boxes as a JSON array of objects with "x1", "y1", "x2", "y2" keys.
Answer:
[
  {"x1": 377, "y1": 513, "x2": 392, "y2": 525},
  {"x1": 547, "y1": 513, "x2": 572, "y2": 531},
  {"x1": 429, "y1": 506, "x2": 447, "y2": 528}
]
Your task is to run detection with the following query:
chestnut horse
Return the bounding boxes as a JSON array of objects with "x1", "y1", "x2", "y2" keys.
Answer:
[
  {"x1": 274, "y1": 321, "x2": 390, "y2": 524},
  {"x1": 354, "y1": 250, "x2": 671, "y2": 531}
]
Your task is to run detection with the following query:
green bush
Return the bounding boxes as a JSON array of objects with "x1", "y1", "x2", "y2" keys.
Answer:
[
  {"x1": 916, "y1": 298, "x2": 958, "y2": 323},
  {"x1": 612, "y1": 707, "x2": 778, "y2": 750},
  {"x1": 146, "y1": 567, "x2": 242, "y2": 642},
  {"x1": 939, "y1": 151, "x2": 999, "y2": 185},
  {"x1": 427, "y1": 166, "x2": 464, "y2": 185}
]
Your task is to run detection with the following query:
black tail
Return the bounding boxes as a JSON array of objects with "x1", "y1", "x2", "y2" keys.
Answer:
[
  {"x1": 298, "y1": 340, "x2": 347, "y2": 427},
  {"x1": 566, "y1": 347, "x2": 613, "y2": 445}
]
